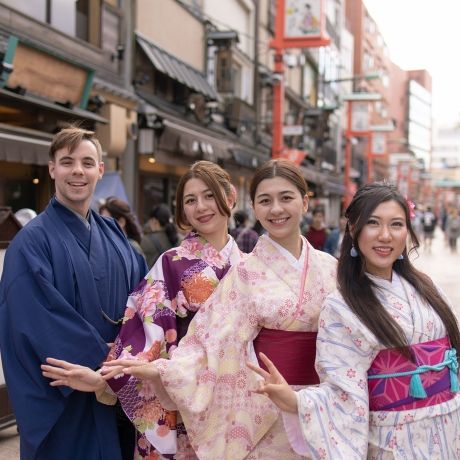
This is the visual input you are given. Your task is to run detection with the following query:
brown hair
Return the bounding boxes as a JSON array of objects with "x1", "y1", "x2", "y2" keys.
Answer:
[
  {"x1": 249, "y1": 159, "x2": 308, "y2": 202},
  {"x1": 49, "y1": 126, "x2": 103, "y2": 161},
  {"x1": 99, "y1": 197, "x2": 142, "y2": 244},
  {"x1": 175, "y1": 160, "x2": 235, "y2": 231},
  {"x1": 338, "y1": 182, "x2": 460, "y2": 357}
]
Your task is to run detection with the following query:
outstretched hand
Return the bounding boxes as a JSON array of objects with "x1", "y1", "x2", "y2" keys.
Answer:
[
  {"x1": 41, "y1": 358, "x2": 106, "y2": 392},
  {"x1": 101, "y1": 358, "x2": 160, "y2": 381},
  {"x1": 247, "y1": 352, "x2": 298, "y2": 413}
]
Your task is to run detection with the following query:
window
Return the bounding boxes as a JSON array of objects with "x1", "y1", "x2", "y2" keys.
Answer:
[
  {"x1": 2, "y1": 0, "x2": 101, "y2": 46},
  {"x1": 215, "y1": 48, "x2": 233, "y2": 93},
  {"x1": 268, "y1": 0, "x2": 276, "y2": 33}
]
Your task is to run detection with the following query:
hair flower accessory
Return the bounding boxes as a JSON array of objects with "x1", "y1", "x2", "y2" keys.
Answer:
[{"x1": 405, "y1": 196, "x2": 416, "y2": 219}]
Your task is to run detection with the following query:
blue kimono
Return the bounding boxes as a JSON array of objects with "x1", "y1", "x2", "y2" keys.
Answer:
[{"x1": 0, "y1": 197, "x2": 146, "y2": 460}]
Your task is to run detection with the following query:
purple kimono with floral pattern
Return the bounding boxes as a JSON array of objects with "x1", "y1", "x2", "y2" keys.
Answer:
[{"x1": 107, "y1": 233, "x2": 242, "y2": 459}]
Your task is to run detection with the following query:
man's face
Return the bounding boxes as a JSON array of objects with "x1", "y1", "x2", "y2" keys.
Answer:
[{"x1": 48, "y1": 140, "x2": 104, "y2": 216}]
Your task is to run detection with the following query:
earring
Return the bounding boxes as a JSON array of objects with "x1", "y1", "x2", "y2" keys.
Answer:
[
  {"x1": 397, "y1": 254, "x2": 404, "y2": 260},
  {"x1": 350, "y1": 246, "x2": 358, "y2": 257}
]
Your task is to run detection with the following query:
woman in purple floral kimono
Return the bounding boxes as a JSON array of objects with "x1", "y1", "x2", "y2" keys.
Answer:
[{"x1": 42, "y1": 160, "x2": 242, "y2": 459}]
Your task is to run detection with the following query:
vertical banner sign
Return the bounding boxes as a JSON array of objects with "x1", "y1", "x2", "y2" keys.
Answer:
[
  {"x1": 371, "y1": 133, "x2": 386, "y2": 155},
  {"x1": 351, "y1": 101, "x2": 370, "y2": 133}
]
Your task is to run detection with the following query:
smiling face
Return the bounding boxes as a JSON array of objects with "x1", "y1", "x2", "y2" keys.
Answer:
[
  {"x1": 253, "y1": 176, "x2": 308, "y2": 249},
  {"x1": 356, "y1": 200, "x2": 407, "y2": 280},
  {"x1": 48, "y1": 140, "x2": 104, "y2": 216},
  {"x1": 182, "y1": 177, "x2": 232, "y2": 242}
]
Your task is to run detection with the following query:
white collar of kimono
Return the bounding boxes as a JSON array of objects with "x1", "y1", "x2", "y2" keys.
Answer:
[
  {"x1": 219, "y1": 234, "x2": 236, "y2": 260},
  {"x1": 366, "y1": 271, "x2": 403, "y2": 290},
  {"x1": 266, "y1": 234, "x2": 307, "y2": 269}
]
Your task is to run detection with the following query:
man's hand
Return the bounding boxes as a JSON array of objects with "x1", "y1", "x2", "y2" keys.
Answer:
[
  {"x1": 41, "y1": 357, "x2": 107, "y2": 392},
  {"x1": 247, "y1": 352, "x2": 298, "y2": 413}
]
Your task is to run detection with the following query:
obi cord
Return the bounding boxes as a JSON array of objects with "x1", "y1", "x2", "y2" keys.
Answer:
[{"x1": 368, "y1": 348, "x2": 459, "y2": 399}]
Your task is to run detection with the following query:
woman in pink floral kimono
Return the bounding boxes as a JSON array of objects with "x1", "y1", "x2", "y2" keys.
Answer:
[
  {"x1": 43, "y1": 159, "x2": 337, "y2": 459},
  {"x1": 43, "y1": 160, "x2": 242, "y2": 459},
  {"x1": 249, "y1": 182, "x2": 460, "y2": 459}
]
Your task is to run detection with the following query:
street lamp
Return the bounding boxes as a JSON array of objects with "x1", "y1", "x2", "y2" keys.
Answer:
[{"x1": 341, "y1": 92, "x2": 381, "y2": 208}]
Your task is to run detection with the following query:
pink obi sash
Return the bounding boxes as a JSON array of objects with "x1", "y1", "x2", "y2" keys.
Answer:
[
  {"x1": 253, "y1": 328, "x2": 319, "y2": 385},
  {"x1": 368, "y1": 337, "x2": 459, "y2": 411}
]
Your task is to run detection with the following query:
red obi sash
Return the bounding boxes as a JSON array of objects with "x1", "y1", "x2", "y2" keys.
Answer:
[
  {"x1": 253, "y1": 328, "x2": 319, "y2": 385},
  {"x1": 368, "y1": 337, "x2": 458, "y2": 411}
]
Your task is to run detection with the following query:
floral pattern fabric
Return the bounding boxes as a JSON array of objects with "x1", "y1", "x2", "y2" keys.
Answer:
[
  {"x1": 107, "y1": 233, "x2": 242, "y2": 459},
  {"x1": 285, "y1": 272, "x2": 460, "y2": 459},
  {"x1": 154, "y1": 235, "x2": 337, "y2": 460}
]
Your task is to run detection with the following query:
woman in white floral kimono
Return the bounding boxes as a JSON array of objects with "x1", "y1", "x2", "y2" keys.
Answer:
[
  {"x1": 42, "y1": 160, "x2": 243, "y2": 459},
  {"x1": 58, "y1": 159, "x2": 337, "y2": 459},
  {"x1": 248, "y1": 183, "x2": 460, "y2": 460}
]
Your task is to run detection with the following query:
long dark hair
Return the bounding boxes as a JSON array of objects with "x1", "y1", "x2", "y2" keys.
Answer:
[
  {"x1": 149, "y1": 204, "x2": 179, "y2": 246},
  {"x1": 100, "y1": 197, "x2": 143, "y2": 244},
  {"x1": 338, "y1": 182, "x2": 460, "y2": 357}
]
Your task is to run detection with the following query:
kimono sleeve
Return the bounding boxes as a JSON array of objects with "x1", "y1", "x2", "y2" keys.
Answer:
[
  {"x1": 105, "y1": 253, "x2": 181, "y2": 455},
  {"x1": 0, "y1": 234, "x2": 110, "y2": 455},
  {"x1": 155, "y1": 265, "x2": 279, "y2": 460},
  {"x1": 283, "y1": 294, "x2": 379, "y2": 460},
  {"x1": 1, "y1": 238, "x2": 109, "y2": 394}
]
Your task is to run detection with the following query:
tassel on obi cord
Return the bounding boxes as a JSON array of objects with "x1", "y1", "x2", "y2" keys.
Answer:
[{"x1": 368, "y1": 348, "x2": 459, "y2": 399}]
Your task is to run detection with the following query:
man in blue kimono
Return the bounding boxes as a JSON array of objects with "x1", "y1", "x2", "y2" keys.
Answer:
[{"x1": 0, "y1": 127, "x2": 147, "y2": 460}]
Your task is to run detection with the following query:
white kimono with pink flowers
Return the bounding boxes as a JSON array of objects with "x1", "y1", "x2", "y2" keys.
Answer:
[
  {"x1": 283, "y1": 272, "x2": 460, "y2": 459},
  {"x1": 153, "y1": 235, "x2": 337, "y2": 460}
]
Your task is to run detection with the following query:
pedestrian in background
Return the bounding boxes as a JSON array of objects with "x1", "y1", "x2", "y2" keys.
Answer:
[
  {"x1": 248, "y1": 182, "x2": 460, "y2": 459},
  {"x1": 14, "y1": 208, "x2": 37, "y2": 227},
  {"x1": 140, "y1": 203, "x2": 179, "y2": 267},
  {"x1": 324, "y1": 214, "x2": 347, "y2": 258},
  {"x1": 42, "y1": 160, "x2": 242, "y2": 459},
  {"x1": 230, "y1": 209, "x2": 259, "y2": 253},
  {"x1": 99, "y1": 196, "x2": 146, "y2": 259},
  {"x1": 422, "y1": 205, "x2": 437, "y2": 251},
  {"x1": 0, "y1": 126, "x2": 147, "y2": 460},
  {"x1": 446, "y1": 207, "x2": 460, "y2": 252},
  {"x1": 305, "y1": 207, "x2": 329, "y2": 250}
]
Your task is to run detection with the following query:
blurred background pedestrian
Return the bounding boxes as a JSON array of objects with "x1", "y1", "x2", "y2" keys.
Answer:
[
  {"x1": 13, "y1": 208, "x2": 37, "y2": 227},
  {"x1": 422, "y1": 206, "x2": 437, "y2": 252},
  {"x1": 445, "y1": 207, "x2": 460, "y2": 252},
  {"x1": 304, "y1": 207, "x2": 329, "y2": 251},
  {"x1": 99, "y1": 197, "x2": 145, "y2": 259},
  {"x1": 140, "y1": 204, "x2": 179, "y2": 268},
  {"x1": 230, "y1": 209, "x2": 259, "y2": 253}
]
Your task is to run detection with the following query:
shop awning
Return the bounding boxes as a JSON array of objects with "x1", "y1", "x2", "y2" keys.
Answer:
[
  {"x1": 138, "y1": 101, "x2": 233, "y2": 162},
  {"x1": 91, "y1": 171, "x2": 130, "y2": 211},
  {"x1": 230, "y1": 147, "x2": 268, "y2": 169},
  {"x1": 0, "y1": 129, "x2": 52, "y2": 165},
  {"x1": 0, "y1": 88, "x2": 108, "y2": 124},
  {"x1": 136, "y1": 32, "x2": 219, "y2": 101}
]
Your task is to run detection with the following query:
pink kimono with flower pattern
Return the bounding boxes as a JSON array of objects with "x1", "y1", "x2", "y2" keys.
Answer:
[{"x1": 153, "y1": 235, "x2": 337, "y2": 459}]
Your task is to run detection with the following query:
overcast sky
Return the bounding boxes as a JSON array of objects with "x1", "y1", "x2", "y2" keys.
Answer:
[{"x1": 363, "y1": 0, "x2": 460, "y2": 126}]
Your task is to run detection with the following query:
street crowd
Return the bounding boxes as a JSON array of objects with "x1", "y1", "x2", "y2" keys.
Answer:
[{"x1": 1, "y1": 126, "x2": 459, "y2": 459}]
